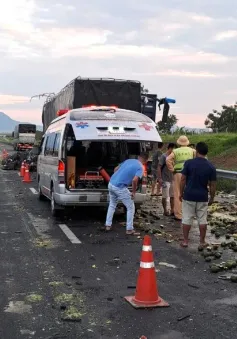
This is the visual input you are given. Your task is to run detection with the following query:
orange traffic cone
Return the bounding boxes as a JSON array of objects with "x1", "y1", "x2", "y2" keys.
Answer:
[
  {"x1": 124, "y1": 235, "x2": 169, "y2": 308},
  {"x1": 23, "y1": 164, "x2": 32, "y2": 183},
  {"x1": 20, "y1": 162, "x2": 25, "y2": 177}
]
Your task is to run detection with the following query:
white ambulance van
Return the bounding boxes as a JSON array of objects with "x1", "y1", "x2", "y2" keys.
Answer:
[{"x1": 37, "y1": 106, "x2": 162, "y2": 216}]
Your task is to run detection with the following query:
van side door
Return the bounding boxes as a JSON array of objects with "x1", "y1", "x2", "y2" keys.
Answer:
[
  {"x1": 42, "y1": 133, "x2": 56, "y2": 197},
  {"x1": 51, "y1": 132, "x2": 62, "y2": 194}
]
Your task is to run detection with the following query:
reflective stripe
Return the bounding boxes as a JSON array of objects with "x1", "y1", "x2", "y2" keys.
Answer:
[
  {"x1": 140, "y1": 261, "x2": 155, "y2": 268},
  {"x1": 142, "y1": 245, "x2": 152, "y2": 251}
]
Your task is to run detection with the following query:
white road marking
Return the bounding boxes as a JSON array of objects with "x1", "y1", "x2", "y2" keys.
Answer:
[
  {"x1": 29, "y1": 188, "x2": 38, "y2": 194},
  {"x1": 58, "y1": 224, "x2": 82, "y2": 244}
]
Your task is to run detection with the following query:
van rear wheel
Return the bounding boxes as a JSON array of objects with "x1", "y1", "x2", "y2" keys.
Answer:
[{"x1": 50, "y1": 187, "x2": 61, "y2": 217}]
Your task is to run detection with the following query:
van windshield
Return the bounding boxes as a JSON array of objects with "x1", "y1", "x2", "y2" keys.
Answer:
[{"x1": 70, "y1": 109, "x2": 152, "y2": 122}]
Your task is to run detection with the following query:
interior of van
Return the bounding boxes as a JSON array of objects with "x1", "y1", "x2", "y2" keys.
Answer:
[{"x1": 64, "y1": 125, "x2": 148, "y2": 190}]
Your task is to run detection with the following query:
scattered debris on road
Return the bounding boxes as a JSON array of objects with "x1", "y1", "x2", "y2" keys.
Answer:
[
  {"x1": 61, "y1": 306, "x2": 84, "y2": 322},
  {"x1": 177, "y1": 314, "x2": 191, "y2": 322},
  {"x1": 159, "y1": 262, "x2": 177, "y2": 269},
  {"x1": 25, "y1": 294, "x2": 43, "y2": 303}
]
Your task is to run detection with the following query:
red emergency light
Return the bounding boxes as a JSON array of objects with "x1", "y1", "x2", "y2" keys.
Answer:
[
  {"x1": 57, "y1": 109, "x2": 69, "y2": 116},
  {"x1": 82, "y1": 105, "x2": 118, "y2": 109}
]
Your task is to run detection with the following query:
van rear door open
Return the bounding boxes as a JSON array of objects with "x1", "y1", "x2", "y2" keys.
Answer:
[
  {"x1": 64, "y1": 108, "x2": 161, "y2": 192},
  {"x1": 69, "y1": 108, "x2": 162, "y2": 142}
]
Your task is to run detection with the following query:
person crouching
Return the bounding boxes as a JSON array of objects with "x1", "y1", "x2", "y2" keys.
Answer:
[{"x1": 104, "y1": 153, "x2": 149, "y2": 235}]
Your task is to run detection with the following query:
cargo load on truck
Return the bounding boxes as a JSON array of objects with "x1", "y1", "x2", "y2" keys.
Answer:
[{"x1": 42, "y1": 77, "x2": 141, "y2": 132}]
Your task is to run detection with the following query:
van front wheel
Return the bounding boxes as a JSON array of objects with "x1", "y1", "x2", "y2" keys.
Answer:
[{"x1": 51, "y1": 187, "x2": 61, "y2": 217}]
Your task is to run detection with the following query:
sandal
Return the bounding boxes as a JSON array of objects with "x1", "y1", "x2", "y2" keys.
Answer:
[
  {"x1": 126, "y1": 230, "x2": 140, "y2": 236},
  {"x1": 199, "y1": 242, "x2": 209, "y2": 249},
  {"x1": 100, "y1": 226, "x2": 112, "y2": 232},
  {"x1": 180, "y1": 241, "x2": 188, "y2": 248}
]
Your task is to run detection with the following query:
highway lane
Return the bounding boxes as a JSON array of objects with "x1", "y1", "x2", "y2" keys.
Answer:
[{"x1": 1, "y1": 148, "x2": 237, "y2": 338}]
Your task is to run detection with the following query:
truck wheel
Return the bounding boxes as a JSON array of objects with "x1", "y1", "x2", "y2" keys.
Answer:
[{"x1": 50, "y1": 187, "x2": 61, "y2": 217}]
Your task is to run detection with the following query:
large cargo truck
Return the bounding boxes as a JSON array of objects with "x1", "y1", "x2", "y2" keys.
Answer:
[
  {"x1": 42, "y1": 77, "x2": 141, "y2": 132},
  {"x1": 13, "y1": 124, "x2": 36, "y2": 151}
]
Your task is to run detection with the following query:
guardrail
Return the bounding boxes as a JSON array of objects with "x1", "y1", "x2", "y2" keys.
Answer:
[{"x1": 216, "y1": 169, "x2": 237, "y2": 197}]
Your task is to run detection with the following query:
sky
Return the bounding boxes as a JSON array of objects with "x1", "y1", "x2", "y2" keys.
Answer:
[{"x1": 0, "y1": 0, "x2": 236, "y2": 128}]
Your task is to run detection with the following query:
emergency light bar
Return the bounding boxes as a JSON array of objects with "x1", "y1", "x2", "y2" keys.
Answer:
[
  {"x1": 82, "y1": 105, "x2": 118, "y2": 109},
  {"x1": 57, "y1": 109, "x2": 69, "y2": 116}
]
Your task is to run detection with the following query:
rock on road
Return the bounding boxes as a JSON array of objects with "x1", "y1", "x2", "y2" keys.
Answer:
[{"x1": 0, "y1": 144, "x2": 237, "y2": 339}]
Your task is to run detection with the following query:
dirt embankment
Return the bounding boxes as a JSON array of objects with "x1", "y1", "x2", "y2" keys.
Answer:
[{"x1": 211, "y1": 153, "x2": 237, "y2": 171}]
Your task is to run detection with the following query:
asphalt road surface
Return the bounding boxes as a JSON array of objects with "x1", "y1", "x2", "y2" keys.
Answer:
[{"x1": 0, "y1": 143, "x2": 237, "y2": 339}]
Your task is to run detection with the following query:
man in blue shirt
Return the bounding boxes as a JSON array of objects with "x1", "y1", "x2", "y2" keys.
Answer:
[
  {"x1": 179, "y1": 142, "x2": 216, "y2": 248},
  {"x1": 104, "y1": 153, "x2": 149, "y2": 235}
]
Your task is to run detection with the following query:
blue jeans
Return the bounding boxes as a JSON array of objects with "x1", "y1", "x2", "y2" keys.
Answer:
[{"x1": 105, "y1": 183, "x2": 135, "y2": 231}]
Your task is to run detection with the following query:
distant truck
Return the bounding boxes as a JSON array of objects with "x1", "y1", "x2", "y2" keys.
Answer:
[
  {"x1": 42, "y1": 77, "x2": 142, "y2": 132},
  {"x1": 13, "y1": 124, "x2": 36, "y2": 151}
]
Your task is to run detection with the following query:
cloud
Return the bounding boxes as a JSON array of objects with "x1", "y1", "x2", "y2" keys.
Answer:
[
  {"x1": 144, "y1": 10, "x2": 214, "y2": 33},
  {"x1": 53, "y1": 4, "x2": 76, "y2": 11},
  {"x1": 0, "y1": 94, "x2": 30, "y2": 105},
  {"x1": 191, "y1": 14, "x2": 213, "y2": 23},
  {"x1": 0, "y1": 0, "x2": 236, "y2": 129},
  {"x1": 214, "y1": 30, "x2": 237, "y2": 41},
  {"x1": 1, "y1": 20, "x2": 232, "y2": 64},
  {"x1": 133, "y1": 70, "x2": 234, "y2": 78},
  {"x1": 0, "y1": 0, "x2": 35, "y2": 33},
  {"x1": 224, "y1": 90, "x2": 237, "y2": 95}
]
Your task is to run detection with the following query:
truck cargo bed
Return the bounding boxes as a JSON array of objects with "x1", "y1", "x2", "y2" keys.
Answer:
[{"x1": 42, "y1": 77, "x2": 141, "y2": 131}]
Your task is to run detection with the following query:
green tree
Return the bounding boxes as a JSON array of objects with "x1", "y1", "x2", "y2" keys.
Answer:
[
  {"x1": 205, "y1": 103, "x2": 237, "y2": 132},
  {"x1": 157, "y1": 114, "x2": 178, "y2": 134}
]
